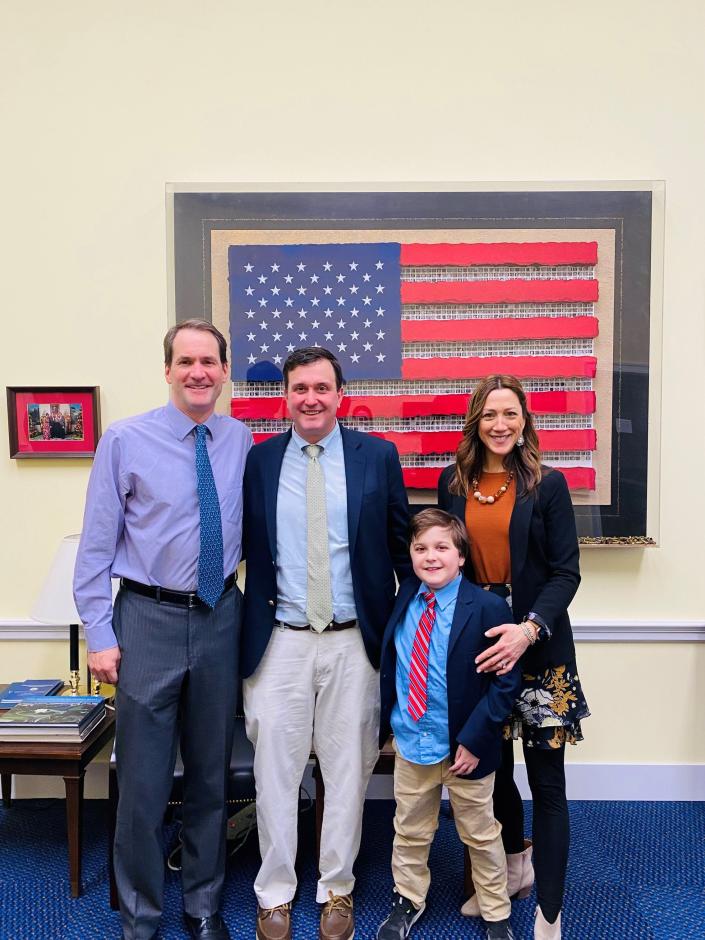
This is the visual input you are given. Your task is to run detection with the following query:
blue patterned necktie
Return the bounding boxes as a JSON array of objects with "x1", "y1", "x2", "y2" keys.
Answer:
[{"x1": 194, "y1": 424, "x2": 224, "y2": 608}]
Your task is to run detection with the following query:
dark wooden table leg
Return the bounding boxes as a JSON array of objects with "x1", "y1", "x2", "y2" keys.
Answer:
[
  {"x1": 63, "y1": 773, "x2": 85, "y2": 898},
  {"x1": 1, "y1": 773, "x2": 11, "y2": 807}
]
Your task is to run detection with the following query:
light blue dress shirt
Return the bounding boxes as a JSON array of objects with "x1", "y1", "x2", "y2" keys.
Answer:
[
  {"x1": 275, "y1": 421, "x2": 357, "y2": 626},
  {"x1": 391, "y1": 574, "x2": 462, "y2": 764},
  {"x1": 73, "y1": 401, "x2": 252, "y2": 652}
]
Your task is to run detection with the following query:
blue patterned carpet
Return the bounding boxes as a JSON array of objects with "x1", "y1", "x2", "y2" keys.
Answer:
[{"x1": 0, "y1": 799, "x2": 703, "y2": 939}]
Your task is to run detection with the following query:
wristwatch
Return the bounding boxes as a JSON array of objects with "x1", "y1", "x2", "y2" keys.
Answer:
[{"x1": 524, "y1": 611, "x2": 551, "y2": 641}]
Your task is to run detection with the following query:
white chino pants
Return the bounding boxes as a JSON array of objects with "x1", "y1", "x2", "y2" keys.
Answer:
[{"x1": 243, "y1": 624, "x2": 380, "y2": 907}]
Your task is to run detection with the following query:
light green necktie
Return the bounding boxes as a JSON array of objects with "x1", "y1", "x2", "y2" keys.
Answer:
[{"x1": 304, "y1": 444, "x2": 333, "y2": 633}]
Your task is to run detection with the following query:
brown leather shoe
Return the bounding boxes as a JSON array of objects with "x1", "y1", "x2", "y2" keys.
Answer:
[
  {"x1": 319, "y1": 891, "x2": 354, "y2": 940},
  {"x1": 256, "y1": 903, "x2": 292, "y2": 940}
]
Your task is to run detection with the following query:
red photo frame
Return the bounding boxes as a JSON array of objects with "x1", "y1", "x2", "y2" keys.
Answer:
[{"x1": 7, "y1": 387, "x2": 101, "y2": 459}]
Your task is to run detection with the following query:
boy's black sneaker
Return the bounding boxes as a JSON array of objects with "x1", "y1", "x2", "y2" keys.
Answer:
[
  {"x1": 485, "y1": 919, "x2": 515, "y2": 940},
  {"x1": 376, "y1": 892, "x2": 424, "y2": 940}
]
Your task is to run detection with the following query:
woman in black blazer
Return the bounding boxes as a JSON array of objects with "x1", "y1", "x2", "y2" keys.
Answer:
[{"x1": 438, "y1": 374, "x2": 589, "y2": 940}]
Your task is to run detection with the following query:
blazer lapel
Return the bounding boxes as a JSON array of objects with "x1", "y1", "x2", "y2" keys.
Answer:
[
  {"x1": 447, "y1": 578, "x2": 475, "y2": 657},
  {"x1": 382, "y1": 577, "x2": 419, "y2": 651},
  {"x1": 509, "y1": 478, "x2": 534, "y2": 584},
  {"x1": 341, "y1": 425, "x2": 365, "y2": 559},
  {"x1": 265, "y1": 430, "x2": 292, "y2": 561}
]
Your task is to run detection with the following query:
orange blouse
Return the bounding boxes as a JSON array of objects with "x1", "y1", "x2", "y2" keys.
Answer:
[{"x1": 464, "y1": 471, "x2": 516, "y2": 584}]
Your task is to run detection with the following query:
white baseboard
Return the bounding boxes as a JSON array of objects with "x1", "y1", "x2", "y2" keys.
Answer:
[
  {"x1": 364, "y1": 762, "x2": 705, "y2": 802},
  {"x1": 9, "y1": 760, "x2": 703, "y2": 802},
  {"x1": 513, "y1": 762, "x2": 705, "y2": 801}
]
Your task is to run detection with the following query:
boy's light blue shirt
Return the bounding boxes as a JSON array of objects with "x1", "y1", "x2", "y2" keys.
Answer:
[{"x1": 391, "y1": 573, "x2": 462, "y2": 764}]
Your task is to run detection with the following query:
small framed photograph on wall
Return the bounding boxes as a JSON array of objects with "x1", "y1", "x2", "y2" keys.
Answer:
[{"x1": 6, "y1": 386, "x2": 101, "y2": 459}]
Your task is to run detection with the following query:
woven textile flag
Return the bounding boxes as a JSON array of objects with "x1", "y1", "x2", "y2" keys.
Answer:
[{"x1": 229, "y1": 240, "x2": 599, "y2": 491}]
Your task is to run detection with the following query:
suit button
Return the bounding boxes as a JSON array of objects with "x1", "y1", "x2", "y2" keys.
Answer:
[{"x1": 268, "y1": 599, "x2": 275, "y2": 606}]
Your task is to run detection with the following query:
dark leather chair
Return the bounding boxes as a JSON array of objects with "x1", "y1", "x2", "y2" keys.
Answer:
[{"x1": 107, "y1": 713, "x2": 256, "y2": 909}]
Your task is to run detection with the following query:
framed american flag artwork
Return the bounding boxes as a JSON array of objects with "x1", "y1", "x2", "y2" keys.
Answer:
[{"x1": 166, "y1": 183, "x2": 663, "y2": 545}]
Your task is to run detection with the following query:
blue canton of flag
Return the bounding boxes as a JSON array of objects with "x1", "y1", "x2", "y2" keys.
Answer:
[{"x1": 228, "y1": 243, "x2": 402, "y2": 381}]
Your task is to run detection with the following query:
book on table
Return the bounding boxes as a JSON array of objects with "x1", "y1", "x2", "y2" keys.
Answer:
[
  {"x1": 0, "y1": 695, "x2": 106, "y2": 742},
  {"x1": 0, "y1": 679, "x2": 64, "y2": 707}
]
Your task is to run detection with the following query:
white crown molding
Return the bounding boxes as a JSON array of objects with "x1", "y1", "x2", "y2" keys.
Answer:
[{"x1": 2, "y1": 619, "x2": 704, "y2": 642}]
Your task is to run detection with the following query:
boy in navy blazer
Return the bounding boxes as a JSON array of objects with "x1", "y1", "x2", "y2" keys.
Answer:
[{"x1": 376, "y1": 509, "x2": 520, "y2": 940}]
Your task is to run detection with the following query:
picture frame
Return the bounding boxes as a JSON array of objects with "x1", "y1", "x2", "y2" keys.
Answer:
[
  {"x1": 6, "y1": 386, "x2": 101, "y2": 459},
  {"x1": 166, "y1": 182, "x2": 663, "y2": 544}
]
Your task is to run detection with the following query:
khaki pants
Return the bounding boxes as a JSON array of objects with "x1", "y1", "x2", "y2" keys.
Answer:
[{"x1": 391, "y1": 748, "x2": 510, "y2": 922}]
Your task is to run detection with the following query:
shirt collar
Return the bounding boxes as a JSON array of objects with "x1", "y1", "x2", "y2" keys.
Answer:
[
  {"x1": 165, "y1": 400, "x2": 220, "y2": 441},
  {"x1": 291, "y1": 420, "x2": 340, "y2": 454},
  {"x1": 416, "y1": 573, "x2": 462, "y2": 611}
]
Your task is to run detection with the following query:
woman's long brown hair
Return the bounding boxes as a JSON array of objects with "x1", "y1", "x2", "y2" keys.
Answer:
[{"x1": 448, "y1": 374, "x2": 543, "y2": 497}]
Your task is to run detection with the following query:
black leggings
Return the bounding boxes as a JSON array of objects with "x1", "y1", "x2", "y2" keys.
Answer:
[{"x1": 493, "y1": 738, "x2": 569, "y2": 924}]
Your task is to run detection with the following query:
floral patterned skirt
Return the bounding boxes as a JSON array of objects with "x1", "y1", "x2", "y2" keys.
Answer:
[
  {"x1": 478, "y1": 585, "x2": 590, "y2": 750},
  {"x1": 503, "y1": 660, "x2": 590, "y2": 750}
]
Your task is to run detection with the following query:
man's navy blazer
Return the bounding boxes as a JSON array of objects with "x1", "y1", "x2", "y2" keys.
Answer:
[
  {"x1": 241, "y1": 424, "x2": 411, "y2": 679},
  {"x1": 379, "y1": 575, "x2": 521, "y2": 779}
]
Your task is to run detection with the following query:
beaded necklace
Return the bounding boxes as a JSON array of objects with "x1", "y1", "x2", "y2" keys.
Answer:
[{"x1": 471, "y1": 470, "x2": 514, "y2": 505}]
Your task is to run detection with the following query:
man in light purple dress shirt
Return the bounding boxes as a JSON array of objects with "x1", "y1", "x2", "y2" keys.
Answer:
[{"x1": 74, "y1": 320, "x2": 252, "y2": 940}]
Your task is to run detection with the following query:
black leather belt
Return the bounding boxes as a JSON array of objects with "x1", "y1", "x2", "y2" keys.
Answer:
[
  {"x1": 276, "y1": 619, "x2": 357, "y2": 632},
  {"x1": 121, "y1": 573, "x2": 237, "y2": 608}
]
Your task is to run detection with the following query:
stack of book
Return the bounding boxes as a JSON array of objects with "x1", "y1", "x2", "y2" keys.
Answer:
[
  {"x1": 0, "y1": 695, "x2": 106, "y2": 743},
  {"x1": 0, "y1": 678, "x2": 64, "y2": 707}
]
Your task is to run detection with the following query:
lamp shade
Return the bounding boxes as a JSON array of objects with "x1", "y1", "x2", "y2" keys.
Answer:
[{"x1": 31, "y1": 534, "x2": 82, "y2": 624}]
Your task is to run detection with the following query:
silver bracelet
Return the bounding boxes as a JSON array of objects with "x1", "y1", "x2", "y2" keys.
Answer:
[{"x1": 520, "y1": 621, "x2": 537, "y2": 645}]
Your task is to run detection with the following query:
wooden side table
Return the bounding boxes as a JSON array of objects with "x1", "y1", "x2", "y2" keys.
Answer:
[{"x1": 0, "y1": 709, "x2": 116, "y2": 898}]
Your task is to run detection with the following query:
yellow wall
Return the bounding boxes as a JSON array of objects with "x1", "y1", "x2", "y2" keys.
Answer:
[{"x1": 2, "y1": 2, "x2": 705, "y2": 766}]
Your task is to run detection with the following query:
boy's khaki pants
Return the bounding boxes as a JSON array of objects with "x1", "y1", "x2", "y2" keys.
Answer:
[{"x1": 392, "y1": 748, "x2": 511, "y2": 922}]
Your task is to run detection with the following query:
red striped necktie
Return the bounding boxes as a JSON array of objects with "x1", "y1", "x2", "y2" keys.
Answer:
[{"x1": 408, "y1": 590, "x2": 437, "y2": 722}]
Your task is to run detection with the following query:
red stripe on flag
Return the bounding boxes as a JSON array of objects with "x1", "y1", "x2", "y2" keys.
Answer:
[
  {"x1": 527, "y1": 391, "x2": 596, "y2": 415},
  {"x1": 538, "y1": 429, "x2": 596, "y2": 451},
  {"x1": 401, "y1": 315, "x2": 598, "y2": 342},
  {"x1": 340, "y1": 395, "x2": 470, "y2": 419},
  {"x1": 401, "y1": 356, "x2": 597, "y2": 380},
  {"x1": 400, "y1": 242, "x2": 598, "y2": 267},
  {"x1": 371, "y1": 429, "x2": 596, "y2": 455},
  {"x1": 252, "y1": 429, "x2": 595, "y2": 454},
  {"x1": 232, "y1": 398, "x2": 288, "y2": 420},
  {"x1": 232, "y1": 390, "x2": 596, "y2": 421},
  {"x1": 402, "y1": 466, "x2": 596, "y2": 491},
  {"x1": 400, "y1": 279, "x2": 599, "y2": 305}
]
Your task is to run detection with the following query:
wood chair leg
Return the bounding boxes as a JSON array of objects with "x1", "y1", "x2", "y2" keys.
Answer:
[{"x1": 1, "y1": 772, "x2": 11, "y2": 807}]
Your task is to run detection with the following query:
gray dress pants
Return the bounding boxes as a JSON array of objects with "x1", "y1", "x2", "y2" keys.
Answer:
[{"x1": 113, "y1": 583, "x2": 240, "y2": 940}]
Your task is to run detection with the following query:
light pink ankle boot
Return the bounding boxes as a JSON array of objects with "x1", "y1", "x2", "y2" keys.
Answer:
[
  {"x1": 460, "y1": 839, "x2": 534, "y2": 917},
  {"x1": 534, "y1": 906, "x2": 561, "y2": 939}
]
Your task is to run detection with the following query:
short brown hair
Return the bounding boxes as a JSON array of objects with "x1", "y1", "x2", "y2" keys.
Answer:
[
  {"x1": 282, "y1": 346, "x2": 344, "y2": 390},
  {"x1": 163, "y1": 319, "x2": 228, "y2": 366},
  {"x1": 409, "y1": 508, "x2": 469, "y2": 559}
]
